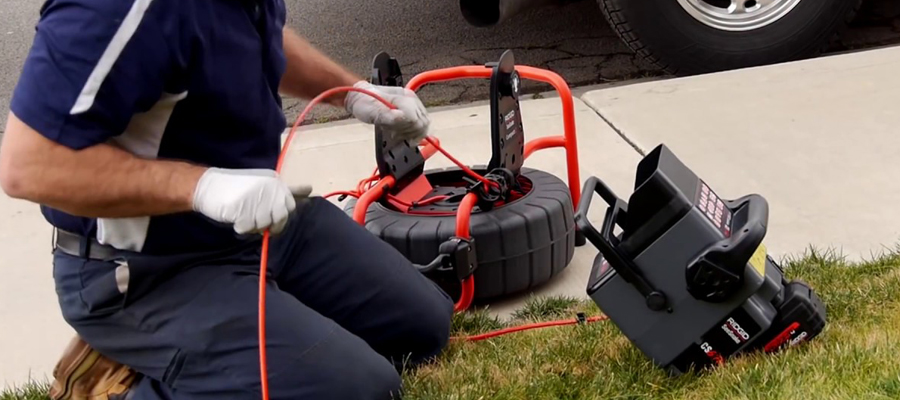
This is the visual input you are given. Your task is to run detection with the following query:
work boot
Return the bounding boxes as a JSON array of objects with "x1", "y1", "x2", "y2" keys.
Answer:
[{"x1": 49, "y1": 336, "x2": 137, "y2": 400}]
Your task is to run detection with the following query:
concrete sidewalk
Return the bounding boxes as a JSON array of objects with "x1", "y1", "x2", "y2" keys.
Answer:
[
  {"x1": 581, "y1": 45, "x2": 900, "y2": 261},
  {"x1": 3, "y1": 44, "x2": 900, "y2": 388}
]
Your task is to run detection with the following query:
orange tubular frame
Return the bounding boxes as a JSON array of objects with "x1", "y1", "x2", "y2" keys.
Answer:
[
  {"x1": 453, "y1": 193, "x2": 479, "y2": 312},
  {"x1": 352, "y1": 65, "x2": 581, "y2": 313},
  {"x1": 406, "y1": 65, "x2": 582, "y2": 209}
]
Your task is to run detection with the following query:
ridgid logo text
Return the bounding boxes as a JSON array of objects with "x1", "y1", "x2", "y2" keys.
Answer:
[{"x1": 722, "y1": 317, "x2": 750, "y2": 344}]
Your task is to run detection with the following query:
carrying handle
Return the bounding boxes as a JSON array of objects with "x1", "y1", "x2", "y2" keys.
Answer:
[
  {"x1": 694, "y1": 194, "x2": 769, "y2": 274},
  {"x1": 685, "y1": 193, "x2": 769, "y2": 302},
  {"x1": 723, "y1": 194, "x2": 769, "y2": 259},
  {"x1": 575, "y1": 177, "x2": 669, "y2": 312},
  {"x1": 575, "y1": 177, "x2": 627, "y2": 251}
]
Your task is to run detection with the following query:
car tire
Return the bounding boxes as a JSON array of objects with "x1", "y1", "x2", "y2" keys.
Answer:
[
  {"x1": 343, "y1": 167, "x2": 576, "y2": 301},
  {"x1": 598, "y1": 0, "x2": 862, "y2": 75}
]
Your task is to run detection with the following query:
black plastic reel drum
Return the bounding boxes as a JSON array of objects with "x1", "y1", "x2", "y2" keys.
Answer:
[
  {"x1": 344, "y1": 50, "x2": 577, "y2": 301},
  {"x1": 349, "y1": 166, "x2": 576, "y2": 300},
  {"x1": 575, "y1": 144, "x2": 827, "y2": 375}
]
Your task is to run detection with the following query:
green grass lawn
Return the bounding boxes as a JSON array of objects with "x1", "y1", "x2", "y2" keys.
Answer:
[
  {"x1": 5, "y1": 250, "x2": 900, "y2": 400},
  {"x1": 401, "y1": 249, "x2": 900, "y2": 400},
  {"x1": 0, "y1": 382, "x2": 49, "y2": 400}
]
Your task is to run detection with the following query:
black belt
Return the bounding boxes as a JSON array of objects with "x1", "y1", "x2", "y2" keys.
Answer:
[{"x1": 54, "y1": 229, "x2": 121, "y2": 260}]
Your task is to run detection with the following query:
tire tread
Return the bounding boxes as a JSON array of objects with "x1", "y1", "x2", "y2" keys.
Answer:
[{"x1": 596, "y1": 0, "x2": 863, "y2": 75}]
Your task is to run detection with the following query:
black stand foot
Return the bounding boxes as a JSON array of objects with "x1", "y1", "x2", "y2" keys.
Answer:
[{"x1": 575, "y1": 227, "x2": 587, "y2": 247}]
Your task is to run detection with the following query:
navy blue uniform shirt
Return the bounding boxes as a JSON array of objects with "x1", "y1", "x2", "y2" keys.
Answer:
[{"x1": 10, "y1": 0, "x2": 289, "y2": 255}]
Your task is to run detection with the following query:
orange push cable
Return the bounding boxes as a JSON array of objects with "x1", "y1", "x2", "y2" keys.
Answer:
[
  {"x1": 259, "y1": 86, "x2": 605, "y2": 400},
  {"x1": 263, "y1": 86, "x2": 395, "y2": 400},
  {"x1": 262, "y1": 86, "x2": 495, "y2": 399},
  {"x1": 452, "y1": 315, "x2": 608, "y2": 342}
]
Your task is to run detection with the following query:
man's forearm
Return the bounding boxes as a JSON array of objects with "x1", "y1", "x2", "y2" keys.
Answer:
[
  {"x1": 0, "y1": 113, "x2": 206, "y2": 218},
  {"x1": 279, "y1": 28, "x2": 361, "y2": 107}
]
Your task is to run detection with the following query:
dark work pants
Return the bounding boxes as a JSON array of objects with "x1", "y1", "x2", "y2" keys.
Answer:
[{"x1": 52, "y1": 197, "x2": 454, "y2": 400}]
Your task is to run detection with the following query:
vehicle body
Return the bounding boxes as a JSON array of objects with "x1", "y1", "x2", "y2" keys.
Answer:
[{"x1": 459, "y1": 0, "x2": 861, "y2": 75}]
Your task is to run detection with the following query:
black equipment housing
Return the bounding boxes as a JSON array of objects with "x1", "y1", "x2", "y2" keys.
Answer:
[{"x1": 575, "y1": 144, "x2": 827, "y2": 375}]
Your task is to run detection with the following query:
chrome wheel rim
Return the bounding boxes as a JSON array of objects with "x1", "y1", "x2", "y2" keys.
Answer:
[{"x1": 676, "y1": 0, "x2": 803, "y2": 32}]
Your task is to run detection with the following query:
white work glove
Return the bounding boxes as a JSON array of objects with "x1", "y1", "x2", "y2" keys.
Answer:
[
  {"x1": 344, "y1": 81, "x2": 430, "y2": 143},
  {"x1": 192, "y1": 168, "x2": 312, "y2": 235}
]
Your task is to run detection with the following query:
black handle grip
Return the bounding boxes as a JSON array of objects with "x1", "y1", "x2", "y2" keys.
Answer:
[
  {"x1": 725, "y1": 194, "x2": 769, "y2": 258},
  {"x1": 575, "y1": 177, "x2": 628, "y2": 252},
  {"x1": 686, "y1": 193, "x2": 769, "y2": 302},
  {"x1": 575, "y1": 177, "x2": 669, "y2": 311},
  {"x1": 700, "y1": 194, "x2": 769, "y2": 269}
]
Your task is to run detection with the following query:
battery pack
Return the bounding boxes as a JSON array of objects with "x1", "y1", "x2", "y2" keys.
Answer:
[{"x1": 575, "y1": 144, "x2": 827, "y2": 375}]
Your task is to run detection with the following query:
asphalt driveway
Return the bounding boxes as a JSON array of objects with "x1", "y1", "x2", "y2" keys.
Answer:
[{"x1": 0, "y1": 0, "x2": 898, "y2": 131}]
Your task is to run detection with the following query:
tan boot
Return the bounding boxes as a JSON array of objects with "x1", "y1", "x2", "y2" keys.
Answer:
[{"x1": 49, "y1": 336, "x2": 137, "y2": 400}]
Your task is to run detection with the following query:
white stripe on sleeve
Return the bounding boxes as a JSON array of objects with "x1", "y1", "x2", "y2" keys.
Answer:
[{"x1": 69, "y1": 0, "x2": 156, "y2": 115}]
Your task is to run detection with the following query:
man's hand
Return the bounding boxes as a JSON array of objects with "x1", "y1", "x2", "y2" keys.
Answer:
[
  {"x1": 345, "y1": 81, "x2": 431, "y2": 143},
  {"x1": 192, "y1": 168, "x2": 312, "y2": 235},
  {"x1": 275, "y1": 29, "x2": 431, "y2": 142}
]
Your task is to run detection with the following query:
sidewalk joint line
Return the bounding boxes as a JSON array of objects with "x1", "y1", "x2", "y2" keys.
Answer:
[{"x1": 579, "y1": 95, "x2": 645, "y2": 157}]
